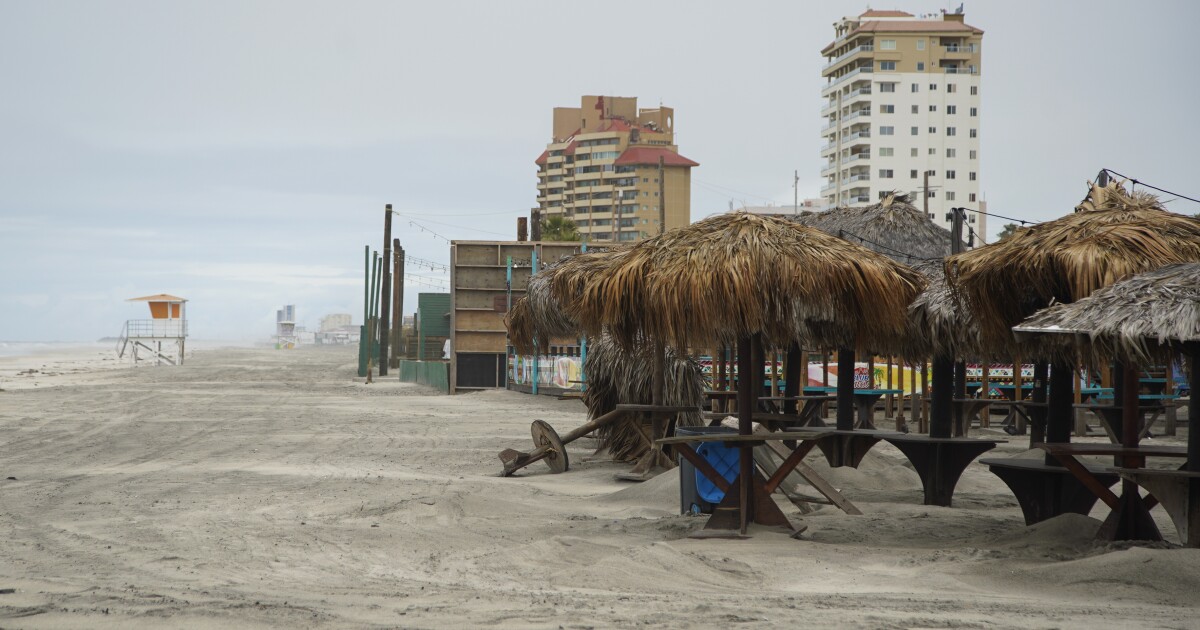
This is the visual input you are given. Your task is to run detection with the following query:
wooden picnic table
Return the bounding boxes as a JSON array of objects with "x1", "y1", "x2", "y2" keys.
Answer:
[
  {"x1": 850, "y1": 389, "x2": 903, "y2": 430},
  {"x1": 757, "y1": 394, "x2": 834, "y2": 418},
  {"x1": 1077, "y1": 396, "x2": 1180, "y2": 443},
  {"x1": 1033, "y1": 442, "x2": 1189, "y2": 542},
  {"x1": 952, "y1": 397, "x2": 992, "y2": 436}
]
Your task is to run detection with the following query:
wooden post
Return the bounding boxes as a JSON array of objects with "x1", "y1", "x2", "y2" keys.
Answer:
[
  {"x1": 1073, "y1": 356, "x2": 1086, "y2": 437},
  {"x1": 885, "y1": 357, "x2": 894, "y2": 419},
  {"x1": 737, "y1": 336, "x2": 755, "y2": 535},
  {"x1": 836, "y1": 348, "x2": 855, "y2": 431},
  {"x1": 1187, "y1": 345, "x2": 1198, "y2": 473},
  {"x1": 921, "y1": 360, "x2": 930, "y2": 432},
  {"x1": 379, "y1": 206, "x2": 392, "y2": 376},
  {"x1": 770, "y1": 348, "x2": 780, "y2": 399},
  {"x1": 980, "y1": 362, "x2": 991, "y2": 427},
  {"x1": 930, "y1": 356, "x2": 953, "y2": 439}
]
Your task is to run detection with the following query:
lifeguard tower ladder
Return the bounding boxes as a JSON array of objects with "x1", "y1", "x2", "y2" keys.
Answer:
[{"x1": 116, "y1": 294, "x2": 188, "y2": 365}]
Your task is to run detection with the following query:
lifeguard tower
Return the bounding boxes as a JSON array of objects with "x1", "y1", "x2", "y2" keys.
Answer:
[
  {"x1": 116, "y1": 294, "x2": 188, "y2": 365},
  {"x1": 275, "y1": 305, "x2": 297, "y2": 349}
]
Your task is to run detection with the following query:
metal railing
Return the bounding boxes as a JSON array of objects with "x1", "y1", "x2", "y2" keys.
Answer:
[
  {"x1": 124, "y1": 319, "x2": 187, "y2": 338},
  {"x1": 823, "y1": 44, "x2": 874, "y2": 70}
]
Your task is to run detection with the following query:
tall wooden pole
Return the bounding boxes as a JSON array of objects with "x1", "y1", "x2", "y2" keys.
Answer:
[
  {"x1": 737, "y1": 336, "x2": 754, "y2": 535},
  {"x1": 836, "y1": 348, "x2": 855, "y2": 430},
  {"x1": 392, "y1": 239, "x2": 403, "y2": 364},
  {"x1": 379, "y1": 206, "x2": 393, "y2": 376}
]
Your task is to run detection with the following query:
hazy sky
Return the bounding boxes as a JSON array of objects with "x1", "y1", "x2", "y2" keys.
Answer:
[{"x1": 2, "y1": 0, "x2": 1197, "y2": 342}]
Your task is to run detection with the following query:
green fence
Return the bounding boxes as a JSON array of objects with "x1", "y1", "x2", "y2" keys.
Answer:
[{"x1": 398, "y1": 360, "x2": 450, "y2": 393}]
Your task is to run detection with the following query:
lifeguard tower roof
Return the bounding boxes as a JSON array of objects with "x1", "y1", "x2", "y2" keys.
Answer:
[{"x1": 127, "y1": 294, "x2": 187, "y2": 303}]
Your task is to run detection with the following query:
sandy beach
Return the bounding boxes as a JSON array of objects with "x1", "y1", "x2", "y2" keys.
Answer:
[{"x1": 1, "y1": 344, "x2": 1197, "y2": 628}]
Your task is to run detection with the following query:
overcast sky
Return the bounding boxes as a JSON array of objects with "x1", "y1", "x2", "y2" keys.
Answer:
[{"x1": 2, "y1": 0, "x2": 1197, "y2": 342}]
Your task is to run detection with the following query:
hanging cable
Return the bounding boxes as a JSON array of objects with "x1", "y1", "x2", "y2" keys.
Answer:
[{"x1": 1102, "y1": 168, "x2": 1200, "y2": 205}]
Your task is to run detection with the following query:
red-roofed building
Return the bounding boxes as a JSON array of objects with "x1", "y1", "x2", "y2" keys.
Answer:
[
  {"x1": 818, "y1": 7, "x2": 985, "y2": 237},
  {"x1": 536, "y1": 95, "x2": 697, "y2": 243}
]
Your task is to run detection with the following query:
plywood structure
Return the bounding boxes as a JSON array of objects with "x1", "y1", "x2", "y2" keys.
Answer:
[{"x1": 449, "y1": 241, "x2": 582, "y2": 393}]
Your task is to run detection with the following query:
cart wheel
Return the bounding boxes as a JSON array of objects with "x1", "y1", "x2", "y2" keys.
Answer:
[{"x1": 531, "y1": 420, "x2": 569, "y2": 473}]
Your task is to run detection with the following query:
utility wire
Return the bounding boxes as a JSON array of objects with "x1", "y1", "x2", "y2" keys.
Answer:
[
  {"x1": 1102, "y1": 168, "x2": 1200, "y2": 205},
  {"x1": 407, "y1": 220, "x2": 451, "y2": 243}
]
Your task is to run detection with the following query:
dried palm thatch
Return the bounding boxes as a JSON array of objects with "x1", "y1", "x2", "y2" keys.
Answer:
[
  {"x1": 904, "y1": 261, "x2": 983, "y2": 359},
  {"x1": 947, "y1": 182, "x2": 1200, "y2": 357},
  {"x1": 1013, "y1": 263, "x2": 1200, "y2": 366},
  {"x1": 504, "y1": 247, "x2": 626, "y2": 355},
  {"x1": 791, "y1": 192, "x2": 964, "y2": 263},
  {"x1": 581, "y1": 334, "x2": 707, "y2": 462},
  {"x1": 556, "y1": 212, "x2": 926, "y2": 354}
]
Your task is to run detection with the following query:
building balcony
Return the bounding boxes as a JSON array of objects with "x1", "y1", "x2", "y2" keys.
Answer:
[
  {"x1": 822, "y1": 44, "x2": 874, "y2": 73},
  {"x1": 942, "y1": 65, "x2": 979, "y2": 75},
  {"x1": 844, "y1": 129, "x2": 871, "y2": 144},
  {"x1": 821, "y1": 66, "x2": 873, "y2": 97},
  {"x1": 821, "y1": 163, "x2": 837, "y2": 177},
  {"x1": 842, "y1": 152, "x2": 870, "y2": 164},
  {"x1": 820, "y1": 141, "x2": 837, "y2": 157},
  {"x1": 841, "y1": 109, "x2": 871, "y2": 124},
  {"x1": 820, "y1": 181, "x2": 837, "y2": 195},
  {"x1": 846, "y1": 173, "x2": 871, "y2": 184}
]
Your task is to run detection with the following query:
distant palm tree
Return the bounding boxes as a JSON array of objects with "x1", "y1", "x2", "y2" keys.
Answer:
[
  {"x1": 996, "y1": 223, "x2": 1020, "y2": 241},
  {"x1": 541, "y1": 216, "x2": 580, "y2": 242}
]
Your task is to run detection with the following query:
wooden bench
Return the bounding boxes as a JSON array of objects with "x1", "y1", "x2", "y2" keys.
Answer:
[{"x1": 980, "y1": 457, "x2": 1119, "y2": 525}]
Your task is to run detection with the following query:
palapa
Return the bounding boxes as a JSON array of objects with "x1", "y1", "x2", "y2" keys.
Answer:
[
  {"x1": 947, "y1": 181, "x2": 1200, "y2": 358},
  {"x1": 1013, "y1": 262, "x2": 1200, "y2": 366},
  {"x1": 505, "y1": 247, "x2": 625, "y2": 355},
  {"x1": 791, "y1": 192, "x2": 964, "y2": 264},
  {"x1": 556, "y1": 211, "x2": 927, "y2": 354}
]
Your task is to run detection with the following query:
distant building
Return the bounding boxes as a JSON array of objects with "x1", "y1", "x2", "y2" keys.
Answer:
[
  {"x1": 820, "y1": 8, "x2": 985, "y2": 235},
  {"x1": 320, "y1": 313, "x2": 352, "y2": 332},
  {"x1": 535, "y1": 95, "x2": 698, "y2": 243},
  {"x1": 732, "y1": 199, "x2": 827, "y2": 215}
]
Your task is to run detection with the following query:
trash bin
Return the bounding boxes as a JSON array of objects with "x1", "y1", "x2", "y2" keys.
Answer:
[{"x1": 676, "y1": 426, "x2": 740, "y2": 514}]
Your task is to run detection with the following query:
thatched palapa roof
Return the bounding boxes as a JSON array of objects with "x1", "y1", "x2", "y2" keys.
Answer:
[
  {"x1": 947, "y1": 181, "x2": 1200, "y2": 357},
  {"x1": 555, "y1": 212, "x2": 927, "y2": 353},
  {"x1": 1013, "y1": 262, "x2": 1200, "y2": 365},
  {"x1": 582, "y1": 334, "x2": 706, "y2": 462},
  {"x1": 790, "y1": 192, "x2": 964, "y2": 264},
  {"x1": 505, "y1": 247, "x2": 625, "y2": 354}
]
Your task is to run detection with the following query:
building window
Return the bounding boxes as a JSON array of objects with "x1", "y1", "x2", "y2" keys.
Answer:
[
  {"x1": 970, "y1": 86, "x2": 978, "y2": 95},
  {"x1": 969, "y1": 172, "x2": 977, "y2": 181},
  {"x1": 911, "y1": 104, "x2": 919, "y2": 114},
  {"x1": 917, "y1": 62, "x2": 925, "y2": 71},
  {"x1": 946, "y1": 191, "x2": 956, "y2": 201},
  {"x1": 878, "y1": 190, "x2": 891, "y2": 199},
  {"x1": 910, "y1": 148, "x2": 918, "y2": 157},
  {"x1": 929, "y1": 126, "x2": 936, "y2": 134},
  {"x1": 910, "y1": 169, "x2": 918, "y2": 178},
  {"x1": 970, "y1": 128, "x2": 977, "y2": 138},
  {"x1": 947, "y1": 127, "x2": 957, "y2": 136},
  {"x1": 969, "y1": 150, "x2": 977, "y2": 159},
  {"x1": 929, "y1": 105, "x2": 937, "y2": 112},
  {"x1": 879, "y1": 126, "x2": 894, "y2": 135},
  {"x1": 879, "y1": 82, "x2": 896, "y2": 92},
  {"x1": 925, "y1": 169, "x2": 936, "y2": 176},
  {"x1": 947, "y1": 84, "x2": 957, "y2": 94},
  {"x1": 969, "y1": 193, "x2": 977, "y2": 202},
  {"x1": 946, "y1": 148, "x2": 956, "y2": 158},
  {"x1": 969, "y1": 214, "x2": 976, "y2": 223},
  {"x1": 927, "y1": 190, "x2": 937, "y2": 198},
  {"x1": 880, "y1": 60, "x2": 896, "y2": 71},
  {"x1": 917, "y1": 39, "x2": 925, "y2": 50},
  {"x1": 880, "y1": 39, "x2": 897, "y2": 50},
  {"x1": 911, "y1": 83, "x2": 919, "y2": 93},
  {"x1": 947, "y1": 105, "x2": 957, "y2": 114},
  {"x1": 879, "y1": 169, "x2": 894, "y2": 178},
  {"x1": 911, "y1": 126, "x2": 919, "y2": 135},
  {"x1": 879, "y1": 147, "x2": 894, "y2": 157},
  {"x1": 879, "y1": 104, "x2": 895, "y2": 114},
  {"x1": 930, "y1": 83, "x2": 937, "y2": 90},
  {"x1": 929, "y1": 148, "x2": 936, "y2": 155},
  {"x1": 970, "y1": 107, "x2": 977, "y2": 116},
  {"x1": 946, "y1": 170, "x2": 956, "y2": 179}
]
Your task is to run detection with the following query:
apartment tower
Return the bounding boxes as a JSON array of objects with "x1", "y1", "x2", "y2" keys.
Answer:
[
  {"x1": 820, "y1": 9, "x2": 985, "y2": 234},
  {"x1": 535, "y1": 95, "x2": 698, "y2": 242}
]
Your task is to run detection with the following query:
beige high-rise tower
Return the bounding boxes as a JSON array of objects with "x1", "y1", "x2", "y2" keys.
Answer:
[
  {"x1": 820, "y1": 9, "x2": 985, "y2": 236},
  {"x1": 535, "y1": 95, "x2": 698, "y2": 242}
]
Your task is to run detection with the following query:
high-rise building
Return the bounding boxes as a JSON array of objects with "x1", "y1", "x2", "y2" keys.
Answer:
[
  {"x1": 535, "y1": 95, "x2": 698, "y2": 243},
  {"x1": 820, "y1": 9, "x2": 985, "y2": 235}
]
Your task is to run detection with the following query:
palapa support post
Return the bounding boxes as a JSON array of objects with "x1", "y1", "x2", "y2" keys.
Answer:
[
  {"x1": 1046, "y1": 361, "x2": 1075, "y2": 463},
  {"x1": 930, "y1": 357, "x2": 954, "y2": 439},
  {"x1": 1098, "y1": 364, "x2": 1161, "y2": 542},
  {"x1": 737, "y1": 336, "x2": 755, "y2": 534},
  {"x1": 379, "y1": 205, "x2": 392, "y2": 376},
  {"x1": 836, "y1": 348, "x2": 855, "y2": 430},
  {"x1": 783, "y1": 343, "x2": 802, "y2": 415},
  {"x1": 1028, "y1": 361, "x2": 1049, "y2": 446}
]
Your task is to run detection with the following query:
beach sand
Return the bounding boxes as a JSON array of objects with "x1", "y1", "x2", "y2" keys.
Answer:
[{"x1": 1, "y1": 344, "x2": 1197, "y2": 628}]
